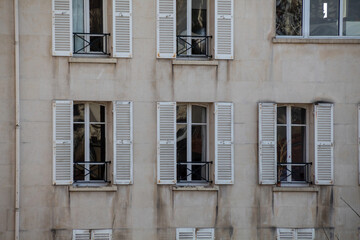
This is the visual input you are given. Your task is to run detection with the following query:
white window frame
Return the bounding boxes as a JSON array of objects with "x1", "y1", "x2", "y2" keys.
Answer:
[
  {"x1": 277, "y1": 104, "x2": 310, "y2": 186},
  {"x1": 73, "y1": 102, "x2": 107, "y2": 184},
  {"x1": 276, "y1": 0, "x2": 360, "y2": 39},
  {"x1": 176, "y1": 103, "x2": 210, "y2": 185}
]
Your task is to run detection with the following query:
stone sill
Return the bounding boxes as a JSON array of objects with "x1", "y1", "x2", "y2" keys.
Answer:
[
  {"x1": 69, "y1": 57, "x2": 117, "y2": 64},
  {"x1": 172, "y1": 185, "x2": 219, "y2": 191},
  {"x1": 273, "y1": 37, "x2": 360, "y2": 44},
  {"x1": 69, "y1": 186, "x2": 117, "y2": 192},
  {"x1": 273, "y1": 186, "x2": 319, "y2": 192},
  {"x1": 172, "y1": 60, "x2": 218, "y2": 66}
]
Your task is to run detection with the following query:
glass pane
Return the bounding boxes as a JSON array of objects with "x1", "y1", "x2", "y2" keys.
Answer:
[
  {"x1": 292, "y1": 126, "x2": 306, "y2": 181},
  {"x1": 277, "y1": 126, "x2": 287, "y2": 182},
  {"x1": 73, "y1": 0, "x2": 84, "y2": 52},
  {"x1": 89, "y1": 124, "x2": 105, "y2": 180},
  {"x1": 276, "y1": 0, "x2": 303, "y2": 36},
  {"x1": 74, "y1": 104, "x2": 85, "y2": 122},
  {"x1": 191, "y1": 0, "x2": 207, "y2": 55},
  {"x1": 177, "y1": 105, "x2": 187, "y2": 123},
  {"x1": 177, "y1": 125, "x2": 187, "y2": 181},
  {"x1": 177, "y1": 0, "x2": 188, "y2": 55},
  {"x1": 90, "y1": 104, "x2": 105, "y2": 122},
  {"x1": 192, "y1": 105, "x2": 206, "y2": 123},
  {"x1": 310, "y1": 0, "x2": 339, "y2": 36},
  {"x1": 291, "y1": 107, "x2": 306, "y2": 124},
  {"x1": 89, "y1": 0, "x2": 103, "y2": 51},
  {"x1": 343, "y1": 0, "x2": 360, "y2": 36},
  {"x1": 73, "y1": 124, "x2": 85, "y2": 181},
  {"x1": 191, "y1": 125, "x2": 206, "y2": 181},
  {"x1": 277, "y1": 106, "x2": 287, "y2": 124}
]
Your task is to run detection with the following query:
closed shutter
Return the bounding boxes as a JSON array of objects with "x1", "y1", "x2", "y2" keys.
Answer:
[
  {"x1": 197, "y1": 228, "x2": 214, "y2": 240},
  {"x1": 277, "y1": 228, "x2": 294, "y2": 240},
  {"x1": 113, "y1": 0, "x2": 132, "y2": 58},
  {"x1": 92, "y1": 230, "x2": 112, "y2": 240},
  {"x1": 113, "y1": 101, "x2": 133, "y2": 184},
  {"x1": 215, "y1": 0, "x2": 233, "y2": 59},
  {"x1": 215, "y1": 103, "x2": 234, "y2": 184},
  {"x1": 314, "y1": 103, "x2": 334, "y2": 185},
  {"x1": 296, "y1": 229, "x2": 314, "y2": 240},
  {"x1": 258, "y1": 103, "x2": 277, "y2": 184},
  {"x1": 73, "y1": 230, "x2": 90, "y2": 240},
  {"x1": 157, "y1": 102, "x2": 176, "y2": 184},
  {"x1": 157, "y1": 0, "x2": 176, "y2": 58},
  {"x1": 52, "y1": 0, "x2": 72, "y2": 56},
  {"x1": 53, "y1": 100, "x2": 73, "y2": 185},
  {"x1": 176, "y1": 228, "x2": 195, "y2": 240}
]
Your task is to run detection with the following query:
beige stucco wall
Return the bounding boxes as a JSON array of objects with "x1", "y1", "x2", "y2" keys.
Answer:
[{"x1": 0, "y1": 0, "x2": 360, "y2": 239}]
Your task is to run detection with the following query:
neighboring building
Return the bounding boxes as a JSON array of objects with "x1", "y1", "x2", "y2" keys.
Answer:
[{"x1": 1, "y1": 0, "x2": 360, "y2": 239}]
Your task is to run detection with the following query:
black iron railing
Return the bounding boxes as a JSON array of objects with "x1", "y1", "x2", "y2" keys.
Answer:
[
  {"x1": 73, "y1": 33, "x2": 110, "y2": 55},
  {"x1": 73, "y1": 161, "x2": 111, "y2": 183},
  {"x1": 277, "y1": 162, "x2": 312, "y2": 184},
  {"x1": 177, "y1": 161, "x2": 212, "y2": 183},
  {"x1": 176, "y1": 35, "x2": 212, "y2": 58}
]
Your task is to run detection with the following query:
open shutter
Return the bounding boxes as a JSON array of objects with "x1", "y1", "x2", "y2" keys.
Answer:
[
  {"x1": 113, "y1": 0, "x2": 132, "y2": 57},
  {"x1": 215, "y1": 103, "x2": 234, "y2": 184},
  {"x1": 277, "y1": 228, "x2": 294, "y2": 240},
  {"x1": 215, "y1": 0, "x2": 234, "y2": 59},
  {"x1": 53, "y1": 100, "x2": 73, "y2": 185},
  {"x1": 176, "y1": 228, "x2": 195, "y2": 240},
  {"x1": 73, "y1": 230, "x2": 90, "y2": 240},
  {"x1": 296, "y1": 229, "x2": 315, "y2": 240},
  {"x1": 92, "y1": 230, "x2": 112, "y2": 240},
  {"x1": 157, "y1": 102, "x2": 176, "y2": 184},
  {"x1": 113, "y1": 101, "x2": 133, "y2": 184},
  {"x1": 157, "y1": 0, "x2": 176, "y2": 58},
  {"x1": 52, "y1": 0, "x2": 72, "y2": 56},
  {"x1": 258, "y1": 103, "x2": 277, "y2": 184},
  {"x1": 197, "y1": 228, "x2": 214, "y2": 240},
  {"x1": 314, "y1": 103, "x2": 334, "y2": 185}
]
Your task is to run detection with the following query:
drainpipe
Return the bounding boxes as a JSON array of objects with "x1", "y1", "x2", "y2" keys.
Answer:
[{"x1": 14, "y1": 0, "x2": 20, "y2": 239}]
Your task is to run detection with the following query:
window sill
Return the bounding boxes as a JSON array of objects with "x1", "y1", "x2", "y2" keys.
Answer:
[
  {"x1": 69, "y1": 185, "x2": 117, "y2": 192},
  {"x1": 68, "y1": 57, "x2": 117, "y2": 64},
  {"x1": 172, "y1": 185, "x2": 219, "y2": 191},
  {"x1": 172, "y1": 60, "x2": 218, "y2": 66},
  {"x1": 273, "y1": 186, "x2": 319, "y2": 192},
  {"x1": 273, "y1": 37, "x2": 360, "y2": 44}
]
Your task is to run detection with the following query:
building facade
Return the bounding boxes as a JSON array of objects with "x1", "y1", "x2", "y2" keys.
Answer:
[{"x1": 1, "y1": 0, "x2": 360, "y2": 239}]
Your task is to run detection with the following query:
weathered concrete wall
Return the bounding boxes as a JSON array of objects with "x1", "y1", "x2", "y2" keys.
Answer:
[{"x1": 0, "y1": 0, "x2": 359, "y2": 239}]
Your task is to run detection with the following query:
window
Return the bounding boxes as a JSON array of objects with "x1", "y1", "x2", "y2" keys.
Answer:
[
  {"x1": 277, "y1": 228, "x2": 314, "y2": 240},
  {"x1": 73, "y1": 229, "x2": 112, "y2": 240},
  {"x1": 276, "y1": 0, "x2": 360, "y2": 37},
  {"x1": 176, "y1": 228, "x2": 214, "y2": 240}
]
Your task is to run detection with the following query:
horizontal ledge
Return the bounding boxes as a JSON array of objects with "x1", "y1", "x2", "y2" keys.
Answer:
[
  {"x1": 69, "y1": 57, "x2": 117, "y2": 64},
  {"x1": 172, "y1": 185, "x2": 219, "y2": 191},
  {"x1": 69, "y1": 186, "x2": 117, "y2": 192},
  {"x1": 273, "y1": 186, "x2": 319, "y2": 192},
  {"x1": 172, "y1": 60, "x2": 219, "y2": 66},
  {"x1": 272, "y1": 38, "x2": 360, "y2": 44}
]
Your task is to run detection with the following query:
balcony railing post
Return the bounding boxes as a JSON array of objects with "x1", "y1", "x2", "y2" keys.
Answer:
[
  {"x1": 73, "y1": 161, "x2": 111, "y2": 183},
  {"x1": 73, "y1": 33, "x2": 110, "y2": 56},
  {"x1": 277, "y1": 162, "x2": 312, "y2": 184},
  {"x1": 176, "y1": 35, "x2": 212, "y2": 58}
]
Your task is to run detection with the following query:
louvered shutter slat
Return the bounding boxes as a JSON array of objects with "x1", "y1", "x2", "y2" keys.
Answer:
[
  {"x1": 92, "y1": 230, "x2": 112, "y2": 240},
  {"x1": 258, "y1": 103, "x2": 277, "y2": 184},
  {"x1": 157, "y1": 0, "x2": 176, "y2": 58},
  {"x1": 176, "y1": 228, "x2": 195, "y2": 240},
  {"x1": 277, "y1": 228, "x2": 294, "y2": 240},
  {"x1": 215, "y1": 0, "x2": 233, "y2": 59},
  {"x1": 157, "y1": 102, "x2": 176, "y2": 184},
  {"x1": 215, "y1": 103, "x2": 234, "y2": 184},
  {"x1": 113, "y1": 101, "x2": 133, "y2": 184},
  {"x1": 73, "y1": 230, "x2": 90, "y2": 240},
  {"x1": 113, "y1": 0, "x2": 132, "y2": 57},
  {"x1": 52, "y1": 0, "x2": 72, "y2": 56},
  {"x1": 197, "y1": 228, "x2": 214, "y2": 240},
  {"x1": 296, "y1": 229, "x2": 315, "y2": 240},
  {"x1": 53, "y1": 101, "x2": 73, "y2": 185},
  {"x1": 315, "y1": 104, "x2": 334, "y2": 185}
]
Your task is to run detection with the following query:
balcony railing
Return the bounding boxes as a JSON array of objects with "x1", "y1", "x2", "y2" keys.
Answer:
[
  {"x1": 177, "y1": 161, "x2": 212, "y2": 184},
  {"x1": 73, "y1": 33, "x2": 110, "y2": 55},
  {"x1": 176, "y1": 35, "x2": 212, "y2": 58},
  {"x1": 73, "y1": 161, "x2": 111, "y2": 183},
  {"x1": 277, "y1": 162, "x2": 312, "y2": 184}
]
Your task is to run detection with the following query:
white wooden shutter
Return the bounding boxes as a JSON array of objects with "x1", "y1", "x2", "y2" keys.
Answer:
[
  {"x1": 197, "y1": 228, "x2": 214, "y2": 240},
  {"x1": 277, "y1": 228, "x2": 295, "y2": 240},
  {"x1": 215, "y1": 0, "x2": 234, "y2": 59},
  {"x1": 113, "y1": 101, "x2": 133, "y2": 184},
  {"x1": 53, "y1": 100, "x2": 73, "y2": 185},
  {"x1": 157, "y1": 102, "x2": 176, "y2": 184},
  {"x1": 314, "y1": 103, "x2": 334, "y2": 185},
  {"x1": 92, "y1": 230, "x2": 112, "y2": 240},
  {"x1": 258, "y1": 103, "x2": 277, "y2": 184},
  {"x1": 157, "y1": 0, "x2": 176, "y2": 58},
  {"x1": 52, "y1": 0, "x2": 72, "y2": 56},
  {"x1": 73, "y1": 230, "x2": 90, "y2": 240},
  {"x1": 176, "y1": 228, "x2": 195, "y2": 240},
  {"x1": 296, "y1": 229, "x2": 315, "y2": 240},
  {"x1": 113, "y1": 0, "x2": 132, "y2": 58},
  {"x1": 215, "y1": 103, "x2": 234, "y2": 184}
]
